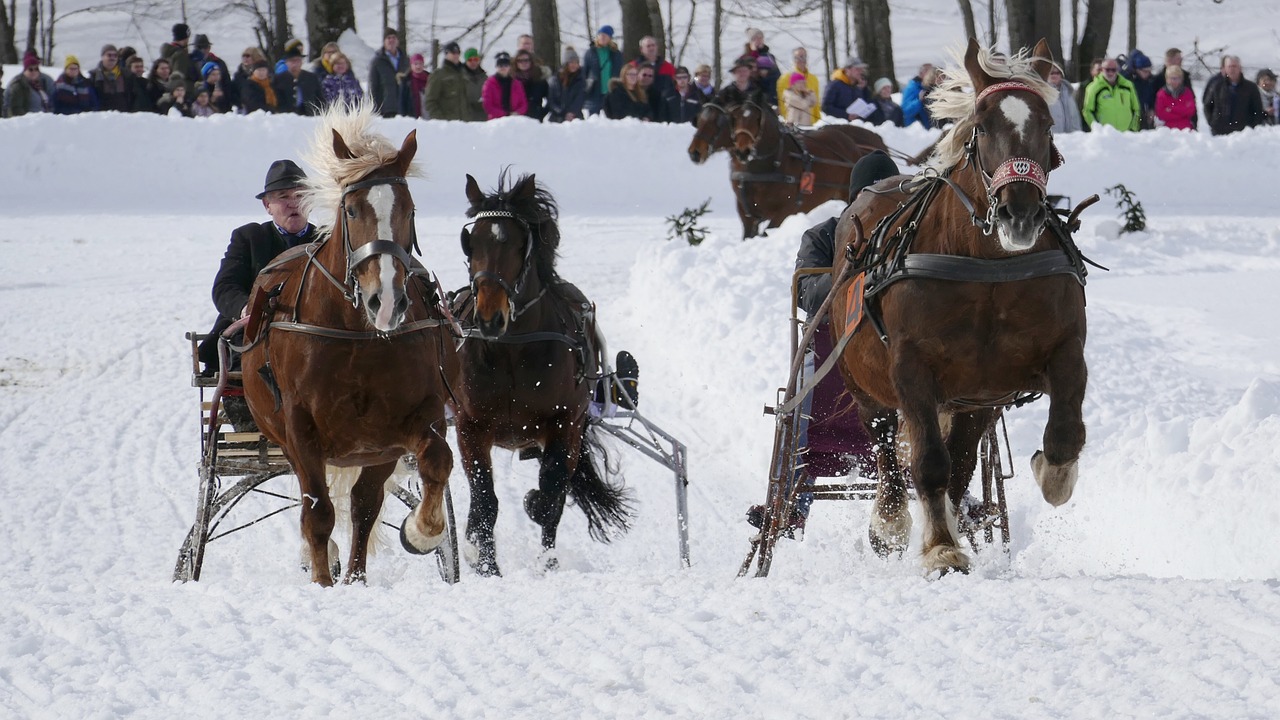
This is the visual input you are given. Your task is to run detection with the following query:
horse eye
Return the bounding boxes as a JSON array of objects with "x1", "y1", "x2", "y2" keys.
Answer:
[{"x1": 345, "y1": 206, "x2": 357, "y2": 219}]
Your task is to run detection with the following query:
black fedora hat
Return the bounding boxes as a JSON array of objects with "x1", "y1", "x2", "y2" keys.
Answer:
[{"x1": 256, "y1": 159, "x2": 307, "y2": 199}]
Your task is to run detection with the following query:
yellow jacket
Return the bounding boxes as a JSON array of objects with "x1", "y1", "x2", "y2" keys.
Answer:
[{"x1": 777, "y1": 69, "x2": 821, "y2": 124}]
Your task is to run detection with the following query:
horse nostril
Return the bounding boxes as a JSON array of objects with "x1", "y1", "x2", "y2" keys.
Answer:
[
  {"x1": 395, "y1": 294, "x2": 408, "y2": 317},
  {"x1": 367, "y1": 293, "x2": 381, "y2": 312}
]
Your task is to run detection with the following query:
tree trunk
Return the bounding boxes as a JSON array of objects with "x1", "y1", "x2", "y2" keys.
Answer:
[
  {"x1": 1127, "y1": 0, "x2": 1137, "y2": 55},
  {"x1": 1006, "y1": 0, "x2": 1061, "y2": 61},
  {"x1": 273, "y1": 0, "x2": 290, "y2": 59},
  {"x1": 821, "y1": 0, "x2": 835, "y2": 82},
  {"x1": 956, "y1": 0, "x2": 977, "y2": 42},
  {"x1": 645, "y1": 0, "x2": 666, "y2": 59},
  {"x1": 618, "y1": 0, "x2": 665, "y2": 63},
  {"x1": 712, "y1": 0, "x2": 722, "y2": 85},
  {"x1": 529, "y1": 0, "x2": 560, "y2": 72},
  {"x1": 397, "y1": 0, "x2": 406, "y2": 48},
  {"x1": 1070, "y1": 0, "x2": 1080, "y2": 76},
  {"x1": 0, "y1": 0, "x2": 15, "y2": 64},
  {"x1": 306, "y1": 0, "x2": 357, "y2": 61},
  {"x1": 850, "y1": 0, "x2": 894, "y2": 89},
  {"x1": 1071, "y1": 0, "x2": 1114, "y2": 83},
  {"x1": 26, "y1": 0, "x2": 36, "y2": 53}
]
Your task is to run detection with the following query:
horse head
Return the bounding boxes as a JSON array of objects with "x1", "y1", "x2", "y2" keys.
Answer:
[
  {"x1": 688, "y1": 102, "x2": 733, "y2": 164},
  {"x1": 461, "y1": 172, "x2": 560, "y2": 339},
  {"x1": 333, "y1": 128, "x2": 420, "y2": 333},
  {"x1": 962, "y1": 37, "x2": 1059, "y2": 252},
  {"x1": 729, "y1": 92, "x2": 770, "y2": 161}
]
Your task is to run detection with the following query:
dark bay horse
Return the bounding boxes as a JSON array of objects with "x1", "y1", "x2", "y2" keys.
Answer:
[
  {"x1": 829, "y1": 39, "x2": 1089, "y2": 576},
  {"x1": 241, "y1": 101, "x2": 459, "y2": 585},
  {"x1": 726, "y1": 91, "x2": 890, "y2": 238},
  {"x1": 455, "y1": 172, "x2": 632, "y2": 576}
]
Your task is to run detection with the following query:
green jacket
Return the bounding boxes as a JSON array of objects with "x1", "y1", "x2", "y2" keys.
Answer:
[
  {"x1": 1082, "y1": 74, "x2": 1140, "y2": 132},
  {"x1": 423, "y1": 60, "x2": 470, "y2": 121}
]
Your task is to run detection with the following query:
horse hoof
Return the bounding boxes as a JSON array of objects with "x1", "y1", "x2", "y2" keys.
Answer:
[
  {"x1": 1032, "y1": 450, "x2": 1078, "y2": 507},
  {"x1": 400, "y1": 516, "x2": 445, "y2": 556},
  {"x1": 868, "y1": 514, "x2": 910, "y2": 558},
  {"x1": 299, "y1": 539, "x2": 341, "y2": 579},
  {"x1": 462, "y1": 537, "x2": 502, "y2": 577},
  {"x1": 921, "y1": 545, "x2": 971, "y2": 577},
  {"x1": 540, "y1": 551, "x2": 560, "y2": 573}
]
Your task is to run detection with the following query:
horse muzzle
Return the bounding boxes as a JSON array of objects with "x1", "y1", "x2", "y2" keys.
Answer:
[{"x1": 363, "y1": 285, "x2": 409, "y2": 333}]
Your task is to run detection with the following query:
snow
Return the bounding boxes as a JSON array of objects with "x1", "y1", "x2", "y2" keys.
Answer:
[{"x1": 4, "y1": 2, "x2": 1280, "y2": 717}]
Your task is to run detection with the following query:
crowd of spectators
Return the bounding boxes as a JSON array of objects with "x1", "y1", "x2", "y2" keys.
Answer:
[{"x1": 3, "y1": 24, "x2": 1277, "y2": 137}]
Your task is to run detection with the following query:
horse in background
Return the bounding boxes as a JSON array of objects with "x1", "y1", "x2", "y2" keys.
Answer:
[
  {"x1": 725, "y1": 89, "x2": 890, "y2": 238},
  {"x1": 830, "y1": 39, "x2": 1090, "y2": 576},
  {"x1": 454, "y1": 171, "x2": 632, "y2": 576},
  {"x1": 687, "y1": 97, "x2": 737, "y2": 165},
  {"x1": 240, "y1": 100, "x2": 459, "y2": 585}
]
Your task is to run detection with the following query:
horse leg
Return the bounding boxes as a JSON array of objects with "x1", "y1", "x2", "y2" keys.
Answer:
[
  {"x1": 457, "y1": 426, "x2": 501, "y2": 576},
  {"x1": 945, "y1": 408, "x2": 997, "y2": 538},
  {"x1": 345, "y1": 460, "x2": 395, "y2": 584},
  {"x1": 524, "y1": 432, "x2": 581, "y2": 570},
  {"x1": 1033, "y1": 340, "x2": 1088, "y2": 506},
  {"x1": 286, "y1": 430, "x2": 337, "y2": 586},
  {"x1": 865, "y1": 409, "x2": 911, "y2": 556},
  {"x1": 401, "y1": 433, "x2": 454, "y2": 556},
  {"x1": 894, "y1": 357, "x2": 968, "y2": 575}
]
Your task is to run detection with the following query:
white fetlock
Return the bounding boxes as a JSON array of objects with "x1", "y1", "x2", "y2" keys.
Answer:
[
  {"x1": 870, "y1": 510, "x2": 912, "y2": 553},
  {"x1": 401, "y1": 514, "x2": 445, "y2": 554},
  {"x1": 299, "y1": 538, "x2": 341, "y2": 574},
  {"x1": 921, "y1": 544, "x2": 971, "y2": 577},
  {"x1": 1032, "y1": 450, "x2": 1078, "y2": 507}
]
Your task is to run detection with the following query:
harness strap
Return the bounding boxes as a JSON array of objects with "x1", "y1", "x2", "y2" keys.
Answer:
[
  {"x1": 871, "y1": 250, "x2": 1085, "y2": 289},
  {"x1": 268, "y1": 317, "x2": 450, "y2": 340}
]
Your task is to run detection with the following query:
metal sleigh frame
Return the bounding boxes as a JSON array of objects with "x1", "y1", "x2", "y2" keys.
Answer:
[{"x1": 739, "y1": 268, "x2": 1013, "y2": 578}]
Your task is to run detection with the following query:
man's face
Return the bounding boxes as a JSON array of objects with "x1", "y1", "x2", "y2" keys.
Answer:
[
  {"x1": 1101, "y1": 61, "x2": 1120, "y2": 83},
  {"x1": 1168, "y1": 52, "x2": 1182, "y2": 68},
  {"x1": 850, "y1": 65, "x2": 865, "y2": 82},
  {"x1": 287, "y1": 57, "x2": 302, "y2": 75},
  {"x1": 24, "y1": 65, "x2": 40, "y2": 80},
  {"x1": 518, "y1": 36, "x2": 534, "y2": 53},
  {"x1": 732, "y1": 67, "x2": 750, "y2": 85},
  {"x1": 252, "y1": 66, "x2": 268, "y2": 81},
  {"x1": 130, "y1": 60, "x2": 145, "y2": 76},
  {"x1": 695, "y1": 70, "x2": 710, "y2": 86},
  {"x1": 749, "y1": 32, "x2": 764, "y2": 49},
  {"x1": 675, "y1": 72, "x2": 689, "y2": 90},
  {"x1": 1137, "y1": 67, "x2": 1151, "y2": 79},
  {"x1": 1224, "y1": 58, "x2": 1242, "y2": 82},
  {"x1": 384, "y1": 34, "x2": 398, "y2": 53},
  {"x1": 638, "y1": 67, "x2": 654, "y2": 87},
  {"x1": 446, "y1": 49, "x2": 460, "y2": 65},
  {"x1": 102, "y1": 50, "x2": 117, "y2": 69},
  {"x1": 793, "y1": 51, "x2": 808, "y2": 70},
  {"x1": 264, "y1": 188, "x2": 308, "y2": 234},
  {"x1": 66, "y1": 64, "x2": 80, "y2": 78},
  {"x1": 640, "y1": 38, "x2": 657, "y2": 61},
  {"x1": 466, "y1": 55, "x2": 480, "y2": 69},
  {"x1": 1048, "y1": 69, "x2": 1062, "y2": 85}
]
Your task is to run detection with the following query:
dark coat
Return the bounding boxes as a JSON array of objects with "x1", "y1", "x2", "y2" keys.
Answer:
[
  {"x1": 1203, "y1": 77, "x2": 1266, "y2": 136},
  {"x1": 53, "y1": 73, "x2": 98, "y2": 114},
  {"x1": 547, "y1": 69, "x2": 586, "y2": 121},
  {"x1": 662, "y1": 88, "x2": 704, "y2": 125},
  {"x1": 821, "y1": 72, "x2": 873, "y2": 120},
  {"x1": 200, "y1": 221, "x2": 318, "y2": 369},
  {"x1": 582, "y1": 42, "x2": 623, "y2": 112},
  {"x1": 272, "y1": 69, "x2": 324, "y2": 115},
  {"x1": 603, "y1": 80, "x2": 652, "y2": 120},
  {"x1": 239, "y1": 78, "x2": 277, "y2": 113},
  {"x1": 127, "y1": 73, "x2": 153, "y2": 112},
  {"x1": 424, "y1": 59, "x2": 470, "y2": 121},
  {"x1": 89, "y1": 64, "x2": 131, "y2": 112},
  {"x1": 519, "y1": 73, "x2": 550, "y2": 121},
  {"x1": 368, "y1": 49, "x2": 407, "y2": 117},
  {"x1": 867, "y1": 96, "x2": 904, "y2": 127},
  {"x1": 796, "y1": 218, "x2": 838, "y2": 317}
]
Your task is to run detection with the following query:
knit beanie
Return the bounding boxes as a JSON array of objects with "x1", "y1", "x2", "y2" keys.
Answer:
[
  {"x1": 562, "y1": 46, "x2": 579, "y2": 65},
  {"x1": 173, "y1": 23, "x2": 190, "y2": 42},
  {"x1": 65, "y1": 55, "x2": 80, "y2": 70},
  {"x1": 202, "y1": 61, "x2": 219, "y2": 79},
  {"x1": 789, "y1": 72, "x2": 806, "y2": 87},
  {"x1": 874, "y1": 77, "x2": 893, "y2": 94}
]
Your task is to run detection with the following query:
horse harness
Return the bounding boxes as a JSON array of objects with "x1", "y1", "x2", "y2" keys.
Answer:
[{"x1": 731, "y1": 102, "x2": 861, "y2": 208}]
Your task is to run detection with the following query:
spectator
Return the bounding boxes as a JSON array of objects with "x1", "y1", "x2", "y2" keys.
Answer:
[
  {"x1": 582, "y1": 25, "x2": 622, "y2": 116},
  {"x1": 1126, "y1": 49, "x2": 1157, "y2": 129},
  {"x1": 462, "y1": 48, "x2": 489, "y2": 121},
  {"x1": 1256, "y1": 69, "x2": 1278, "y2": 125},
  {"x1": 514, "y1": 49, "x2": 549, "y2": 121},
  {"x1": 241, "y1": 60, "x2": 278, "y2": 113},
  {"x1": 1074, "y1": 58, "x2": 1103, "y2": 129},
  {"x1": 743, "y1": 27, "x2": 781, "y2": 96},
  {"x1": 782, "y1": 72, "x2": 817, "y2": 126},
  {"x1": 900, "y1": 63, "x2": 935, "y2": 128},
  {"x1": 693, "y1": 63, "x2": 715, "y2": 98},
  {"x1": 146, "y1": 58, "x2": 173, "y2": 111},
  {"x1": 424, "y1": 42, "x2": 465, "y2": 120},
  {"x1": 190, "y1": 35, "x2": 234, "y2": 108},
  {"x1": 822, "y1": 56, "x2": 873, "y2": 121},
  {"x1": 1047, "y1": 65, "x2": 1082, "y2": 133},
  {"x1": 516, "y1": 33, "x2": 552, "y2": 82},
  {"x1": 1154, "y1": 66, "x2": 1197, "y2": 131},
  {"x1": 190, "y1": 85, "x2": 217, "y2": 117},
  {"x1": 1203, "y1": 55, "x2": 1266, "y2": 136},
  {"x1": 635, "y1": 35, "x2": 677, "y2": 107},
  {"x1": 5, "y1": 55, "x2": 54, "y2": 117},
  {"x1": 867, "y1": 77, "x2": 903, "y2": 126},
  {"x1": 274, "y1": 39, "x2": 303, "y2": 76},
  {"x1": 202, "y1": 64, "x2": 233, "y2": 113},
  {"x1": 125, "y1": 54, "x2": 153, "y2": 112},
  {"x1": 234, "y1": 47, "x2": 269, "y2": 109},
  {"x1": 604, "y1": 63, "x2": 651, "y2": 120},
  {"x1": 53, "y1": 55, "x2": 99, "y2": 114},
  {"x1": 157, "y1": 77, "x2": 192, "y2": 117},
  {"x1": 663, "y1": 65, "x2": 704, "y2": 125},
  {"x1": 1083, "y1": 58, "x2": 1140, "y2": 131},
  {"x1": 309, "y1": 42, "x2": 338, "y2": 81},
  {"x1": 320, "y1": 53, "x2": 362, "y2": 108},
  {"x1": 636, "y1": 62, "x2": 665, "y2": 120},
  {"x1": 482, "y1": 52, "x2": 528, "y2": 119},
  {"x1": 1152, "y1": 48, "x2": 1183, "y2": 93},
  {"x1": 161, "y1": 23, "x2": 196, "y2": 88},
  {"x1": 547, "y1": 46, "x2": 586, "y2": 122},
  {"x1": 90, "y1": 44, "x2": 130, "y2": 112},
  {"x1": 368, "y1": 27, "x2": 407, "y2": 117},
  {"x1": 272, "y1": 45, "x2": 323, "y2": 115},
  {"x1": 725, "y1": 56, "x2": 757, "y2": 96},
  {"x1": 404, "y1": 53, "x2": 430, "y2": 118},
  {"x1": 777, "y1": 47, "x2": 821, "y2": 125}
]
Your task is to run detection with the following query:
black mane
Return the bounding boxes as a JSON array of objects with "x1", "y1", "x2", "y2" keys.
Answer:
[{"x1": 466, "y1": 169, "x2": 561, "y2": 284}]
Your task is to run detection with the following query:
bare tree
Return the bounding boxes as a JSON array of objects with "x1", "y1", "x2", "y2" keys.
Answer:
[
  {"x1": 1127, "y1": 0, "x2": 1137, "y2": 55},
  {"x1": 987, "y1": 0, "x2": 997, "y2": 47},
  {"x1": 956, "y1": 0, "x2": 977, "y2": 42},
  {"x1": 306, "y1": 0, "x2": 356, "y2": 60},
  {"x1": 529, "y1": 0, "x2": 559, "y2": 71},
  {"x1": 618, "y1": 0, "x2": 665, "y2": 62},
  {"x1": 850, "y1": 0, "x2": 895, "y2": 88},
  {"x1": 1006, "y1": 0, "x2": 1060, "y2": 61},
  {"x1": 1070, "y1": 0, "x2": 1114, "y2": 82},
  {"x1": 820, "y1": 0, "x2": 834, "y2": 80},
  {"x1": 0, "y1": 0, "x2": 15, "y2": 63},
  {"x1": 26, "y1": 0, "x2": 36, "y2": 53},
  {"x1": 712, "y1": 0, "x2": 722, "y2": 85}
]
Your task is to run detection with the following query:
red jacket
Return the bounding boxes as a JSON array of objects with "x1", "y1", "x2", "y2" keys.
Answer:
[
  {"x1": 1155, "y1": 86, "x2": 1197, "y2": 130},
  {"x1": 482, "y1": 74, "x2": 528, "y2": 119}
]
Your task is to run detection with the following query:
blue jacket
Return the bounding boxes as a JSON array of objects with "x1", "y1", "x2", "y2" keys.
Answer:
[
  {"x1": 901, "y1": 77, "x2": 931, "y2": 128},
  {"x1": 821, "y1": 69, "x2": 872, "y2": 120}
]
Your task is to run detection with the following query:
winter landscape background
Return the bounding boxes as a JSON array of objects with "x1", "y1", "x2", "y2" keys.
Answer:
[{"x1": 2, "y1": 1, "x2": 1280, "y2": 717}]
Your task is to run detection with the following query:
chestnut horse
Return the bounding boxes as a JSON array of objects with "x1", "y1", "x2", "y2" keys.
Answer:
[
  {"x1": 241, "y1": 101, "x2": 459, "y2": 585},
  {"x1": 455, "y1": 172, "x2": 632, "y2": 576},
  {"x1": 687, "y1": 98, "x2": 736, "y2": 165},
  {"x1": 830, "y1": 39, "x2": 1090, "y2": 576},
  {"x1": 726, "y1": 90, "x2": 890, "y2": 238}
]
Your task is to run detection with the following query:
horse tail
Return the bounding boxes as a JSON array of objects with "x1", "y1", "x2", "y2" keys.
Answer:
[{"x1": 568, "y1": 423, "x2": 634, "y2": 542}]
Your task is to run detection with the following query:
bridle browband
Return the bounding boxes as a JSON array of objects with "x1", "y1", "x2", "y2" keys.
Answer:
[{"x1": 464, "y1": 209, "x2": 545, "y2": 323}]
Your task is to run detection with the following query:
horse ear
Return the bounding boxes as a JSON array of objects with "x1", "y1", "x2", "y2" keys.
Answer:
[
  {"x1": 514, "y1": 173, "x2": 538, "y2": 201},
  {"x1": 1030, "y1": 38, "x2": 1055, "y2": 81},
  {"x1": 465, "y1": 174, "x2": 484, "y2": 206},
  {"x1": 460, "y1": 227, "x2": 472, "y2": 257},
  {"x1": 332, "y1": 130, "x2": 356, "y2": 160},
  {"x1": 963, "y1": 37, "x2": 997, "y2": 93},
  {"x1": 396, "y1": 129, "x2": 418, "y2": 174}
]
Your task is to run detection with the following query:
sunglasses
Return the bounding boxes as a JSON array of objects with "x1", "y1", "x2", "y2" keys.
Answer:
[{"x1": 1103, "y1": 67, "x2": 1119, "y2": 72}]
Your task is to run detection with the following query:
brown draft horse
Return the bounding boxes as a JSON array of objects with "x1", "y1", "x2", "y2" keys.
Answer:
[
  {"x1": 727, "y1": 89, "x2": 890, "y2": 239},
  {"x1": 686, "y1": 98, "x2": 736, "y2": 165},
  {"x1": 830, "y1": 39, "x2": 1089, "y2": 576},
  {"x1": 455, "y1": 172, "x2": 632, "y2": 576},
  {"x1": 241, "y1": 101, "x2": 459, "y2": 585}
]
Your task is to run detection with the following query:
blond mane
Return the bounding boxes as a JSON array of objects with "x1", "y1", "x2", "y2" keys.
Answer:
[
  {"x1": 925, "y1": 43, "x2": 1060, "y2": 173},
  {"x1": 300, "y1": 98, "x2": 422, "y2": 237}
]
